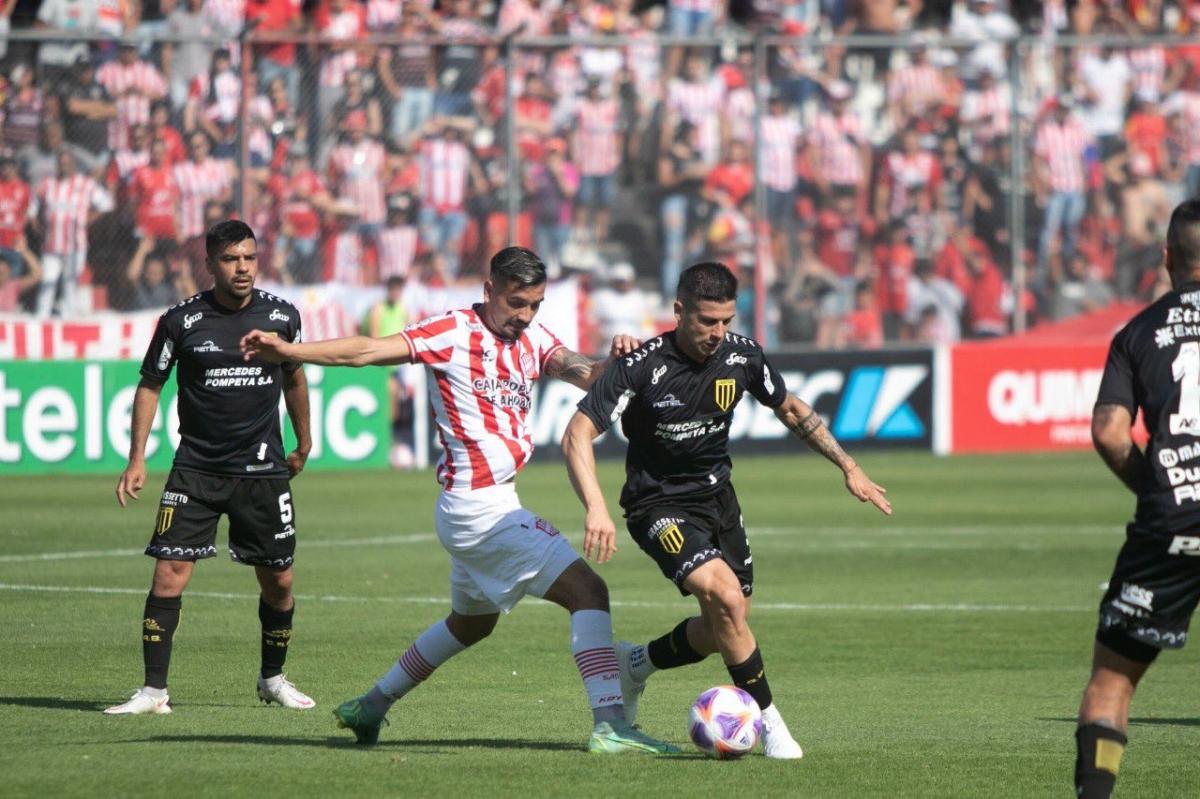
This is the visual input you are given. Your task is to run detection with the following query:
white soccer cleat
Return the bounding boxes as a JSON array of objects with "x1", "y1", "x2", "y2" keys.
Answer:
[
  {"x1": 256, "y1": 673, "x2": 316, "y2": 709},
  {"x1": 615, "y1": 641, "x2": 647, "y2": 724},
  {"x1": 760, "y1": 704, "x2": 804, "y2": 760},
  {"x1": 104, "y1": 688, "x2": 172, "y2": 715}
]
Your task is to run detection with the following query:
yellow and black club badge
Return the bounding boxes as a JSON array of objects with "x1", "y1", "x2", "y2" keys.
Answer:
[
  {"x1": 659, "y1": 523, "x2": 684, "y2": 554},
  {"x1": 714, "y1": 379, "x2": 736, "y2": 412},
  {"x1": 154, "y1": 506, "x2": 175, "y2": 535}
]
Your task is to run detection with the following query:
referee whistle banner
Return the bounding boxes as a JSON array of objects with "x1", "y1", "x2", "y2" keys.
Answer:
[{"x1": 0, "y1": 361, "x2": 389, "y2": 474}]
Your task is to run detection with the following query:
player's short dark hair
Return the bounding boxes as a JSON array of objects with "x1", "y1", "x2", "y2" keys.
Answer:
[
  {"x1": 677, "y1": 262, "x2": 737, "y2": 307},
  {"x1": 489, "y1": 246, "x2": 547, "y2": 289},
  {"x1": 1167, "y1": 199, "x2": 1200, "y2": 270},
  {"x1": 206, "y1": 220, "x2": 256, "y2": 262}
]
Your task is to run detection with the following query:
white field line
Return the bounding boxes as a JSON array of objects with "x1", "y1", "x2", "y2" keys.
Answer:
[
  {"x1": 0, "y1": 525, "x2": 1116, "y2": 564},
  {"x1": 0, "y1": 582, "x2": 1092, "y2": 613}
]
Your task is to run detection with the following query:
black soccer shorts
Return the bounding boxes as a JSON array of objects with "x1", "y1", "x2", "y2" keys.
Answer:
[
  {"x1": 626, "y1": 483, "x2": 753, "y2": 597},
  {"x1": 144, "y1": 469, "x2": 298, "y2": 568},
  {"x1": 1095, "y1": 527, "x2": 1200, "y2": 661}
]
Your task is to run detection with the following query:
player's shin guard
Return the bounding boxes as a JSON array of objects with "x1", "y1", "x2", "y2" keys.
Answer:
[
  {"x1": 258, "y1": 597, "x2": 294, "y2": 679},
  {"x1": 570, "y1": 610, "x2": 623, "y2": 722},
  {"x1": 1075, "y1": 723, "x2": 1127, "y2": 799},
  {"x1": 143, "y1": 593, "x2": 182, "y2": 689},
  {"x1": 374, "y1": 620, "x2": 467, "y2": 704},
  {"x1": 726, "y1": 647, "x2": 773, "y2": 713},
  {"x1": 646, "y1": 618, "x2": 706, "y2": 672}
]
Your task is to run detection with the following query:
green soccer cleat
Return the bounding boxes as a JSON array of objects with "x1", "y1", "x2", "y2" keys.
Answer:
[
  {"x1": 588, "y1": 720, "x2": 681, "y2": 755},
  {"x1": 333, "y1": 697, "x2": 388, "y2": 745}
]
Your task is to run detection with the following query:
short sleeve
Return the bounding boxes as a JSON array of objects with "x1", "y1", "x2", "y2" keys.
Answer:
[
  {"x1": 747, "y1": 350, "x2": 788, "y2": 408},
  {"x1": 281, "y1": 308, "x2": 303, "y2": 374},
  {"x1": 1095, "y1": 327, "x2": 1136, "y2": 416},
  {"x1": 399, "y1": 314, "x2": 458, "y2": 367},
  {"x1": 139, "y1": 315, "x2": 178, "y2": 383},
  {"x1": 535, "y1": 324, "x2": 565, "y2": 370},
  {"x1": 577, "y1": 356, "x2": 639, "y2": 434}
]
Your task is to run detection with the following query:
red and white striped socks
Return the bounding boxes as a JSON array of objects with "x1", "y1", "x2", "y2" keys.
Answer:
[
  {"x1": 571, "y1": 610, "x2": 623, "y2": 722},
  {"x1": 376, "y1": 619, "x2": 467, "y2": 703}
]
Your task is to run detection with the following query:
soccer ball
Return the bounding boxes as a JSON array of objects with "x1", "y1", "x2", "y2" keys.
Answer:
[{"x1": 688, "y1": 685, "x2": 763, "y2": 759}]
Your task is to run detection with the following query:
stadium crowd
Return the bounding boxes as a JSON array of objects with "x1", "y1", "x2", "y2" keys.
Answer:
[{"x1": 1, "y1": 0, "x2": 1199, "y2": 351}]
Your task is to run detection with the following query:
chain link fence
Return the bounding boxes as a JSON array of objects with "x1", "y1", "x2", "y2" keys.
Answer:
[{"x1": 2, "y1": 29, "x2": 1198, "y2": 353}]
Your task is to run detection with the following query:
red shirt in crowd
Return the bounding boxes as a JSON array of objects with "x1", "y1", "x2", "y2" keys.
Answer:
[
  {"x1": 816, "y1": 209, "x2": 871, "y2": 277},
  {"x1": 270, "y1": 168, "x2": 327, "y2": 240},
  {"x1": 0, "y1": 176, "x2": 31, "y2": 249},
  {"x1": 874, "y1": 241, "x2": 915, "y2": 315},
  {"x1": 704, "y1": 161, "x2": 754, "y2": 207},
  {"x1": 130, "y1": 163, "x2": 180, "y2": 238},
  {"x1": 967, "y1": 261, "x2": 1008, "y2": 336},
  {"x1": 844, "y1": 306, "x2": 884, "y2": 348},
  {"x1": 1124, "y1": 111, "x2": 1168, "y2": 175},
  {"x1": 247, "y1": 0, "x2": 302, "y2": 66}
]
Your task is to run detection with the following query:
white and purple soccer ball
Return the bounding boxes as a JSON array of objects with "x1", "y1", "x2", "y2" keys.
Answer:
[{"x1": 688, "y1": 685, "x2": 763, "y2": 759}]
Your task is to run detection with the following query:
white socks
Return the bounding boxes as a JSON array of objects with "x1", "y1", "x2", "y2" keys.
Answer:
[{"x1": 570, "y1": 610, "x2": 622, "y2": 717}]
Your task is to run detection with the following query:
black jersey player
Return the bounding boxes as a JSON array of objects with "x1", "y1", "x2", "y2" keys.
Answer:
[
  {"x1": 563, "y1": 261, "x2": 891, "y2": 759},
  {"x1": 1075, "y1": 199, "x2": 1200, "y2": 798},
  {"x1": 105, "y1": 220, "x2": 315, "y2": 715}
]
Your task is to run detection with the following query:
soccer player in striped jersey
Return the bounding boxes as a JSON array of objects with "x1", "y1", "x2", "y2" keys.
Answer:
[{"x1": 240, "y1": 247, "x2": 679, "y2": 755}]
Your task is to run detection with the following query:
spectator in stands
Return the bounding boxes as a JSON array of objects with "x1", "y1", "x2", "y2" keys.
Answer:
[
  {"x1": 703, "y1": 138, "x2": 755, "y2": 213},
  {"x1": 35, "y1": 0, "x2": 99, "y2": 87},
  {"x1": 842, "y1": 278, "x2": 884, "y2": 349},
  {"x1": 149, "y1": 101, "x2": 186, "y2": 165},
  {"x1": 905, "y1": 258, "x2": 964, "y2": 343},
  {"x1": 936, "y1": 133, "x2": 970, "y2": 226},
  {"x1": 97, "y1": 40, "x2": 167, "y2": 154},
  {"x1": 959, "y1": 65, "x2": 1010, "y2": 159},
  {"x1": 270, "y1": 145, "x2": 332, "y2": 285},
  {"x1": 0, "y1": 150, "x2": 32, "y2": 279},
  {"x1": 875, "y1": 127, "x2": 942, "y2": 226},
  {"x1": 1048, "y1": 251, "x2": 1114, "y2": 320},
  {"x1": 816, "y1": 189, "x2": 873, "y2": 280},
  {"x1": 417, "y1": 121, "x2": 484, "y2": 280},
  {"x1": 574, "y1": 77, "x2": 622, "y2": 246},
  {"x1": 378, "y1": 12, "x2": 437, "y2": 144},
  {"x1": 108, "y1": 124, "x2": 151, "y2": 197},
  {"x1": 761, "y1": 92, "x2": 802, "y2": 269},
  {"x1": 657, "y1": 120, "x2": 707, "y2": 296},
  {"x1": 3, "y1": 65, "x2": 44, "y2": 153},
  {"x1": 187, "y1": 47, "x2": 241, "y2": 160},
  {"x1": 665, "y1": 50, "x2": 726, "y2": 166},
  {"x1": 774, "y1": 225, "x2": 839, "y2": 345},
  {"x1": 0, "y1": 247, "x2": 40, "y2": 313},
  {"x1": 328, "y1": 110, "x2": 387, "y2": 250},
  {"x1": 1178, "y1": 73, "x2": 1200, "y2": 200},
  {"x1": 378, "y1": 192, "x2": 419, "y2": 281},
  {"x1": 61, "y1": 57, "x2": 116, "y2": 163},
  {"x1": 808, "y1": 80, "x2": 870, "y2": 210},
  {"x1": 526, "y1": 137, "x2": 578, "y2": 277},
  {"x1": 667, "y1": 0, "x2": 720, "y2": 36},
  {"x1": 948, "y1": 0, "x2": 1019, "y2": 80},
  {"x1": 128, "y1": 137, "x2": 181, "y2": 281},
  {"x1": 126, "y1": 249, "x2": 182, "y2": 310},
  {"x1": 887, "y1": 40, "x2": 943, "y2": 133},
  {"x1": 1076, "y1": 40, "x2": 1132, "y2": 160},
  {"x1": 433, "y1": 0, "x2": 489, "y2": 119},
  {"x1": 173, "y1": 131, "x2": 234, "y2": 287},
  {"x1": 590, "y1": 260, "x2": 653, "y2": 349},
  {"x1": 316, "y1": 0, "x2": 369, "y2": 136},
  {"x1": 874, "y1": 220, "x2": 917, "y2": 340},
  {"x1": 21, "y1": 121, "x2": 101, "y2": 187},
  {"x1": 1034, "y1": 95, "x2": 1092, "y2": 278},
  {"x1": 28, "y1": 150, "x2": 113, "y2": 317},
  {"x1": 335, "y1": 70, "x2": 385, "y2": 141},
  {"x1": 1116, "y1": 150, "x2": 1171, "y2": 297},
  {"x1": 247, "y1": 0, "x2": 305, "y2": 107},
  {"x1": 164, "y1": 0, "x2": 218, "y2": 109},
  {"x1": 963, "y1": 238, "x2": 1008, "y2": 337}
]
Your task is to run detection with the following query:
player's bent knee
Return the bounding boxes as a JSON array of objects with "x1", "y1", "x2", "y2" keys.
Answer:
[{"x1": 446, "y1": 612, "x2": 498, "y2": 646}]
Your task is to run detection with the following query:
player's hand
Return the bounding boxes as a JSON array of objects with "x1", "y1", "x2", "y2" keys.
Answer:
[
  {"x1": 583, "y1": 507, "x2": 618, "y2": 564},
  {"x1": 286, "y1": 448, "x2": 309, "y2": 477},
  {"x1": 116, "y1": 460, "x2": 147, "y2": 508},
  {"x1": 609, "y1": 334, "x2": 641, "y2": 358},
  {"x1": 240, "y1": 329, "x2": 291, "y2": 363},
  {"x1": 845, "y1": 464, "x2": 891, "y2": 516}
]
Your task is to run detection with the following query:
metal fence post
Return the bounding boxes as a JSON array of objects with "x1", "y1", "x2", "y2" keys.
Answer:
[
  {"x1": 504, "y1": 37, "x2": 520, "y2": 246},
  {"x1": 1008, "y1": 38, "x2": 1026, "y2": 334}
]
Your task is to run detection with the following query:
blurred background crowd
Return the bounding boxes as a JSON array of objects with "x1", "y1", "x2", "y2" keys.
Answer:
[{"x1": 1, "y1": 0, "x2": 1199, "y2": 354}]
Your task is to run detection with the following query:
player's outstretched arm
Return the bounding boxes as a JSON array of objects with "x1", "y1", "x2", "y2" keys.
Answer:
[
  {"x1": 1092, "y1": 402, "x2": 1146, "y2": 494},
  {"x1": 562, "y1": 411, "x2": 619, "y2": 563},
  {"x1": 240, "y1": 330, "x2": 414, "y2": 367},
  {"x1": 543, "y1": 335, "x2": 640, "y2": 389},
  {"x1": 773, "y1": 393, "x2": 892, "y2": 516},
  {"x1": 116, "y1": 378, "x2": 164, "y2": 507},
  {"x1": 283, "y1": 367, "x2": 312, "y2": 477}
]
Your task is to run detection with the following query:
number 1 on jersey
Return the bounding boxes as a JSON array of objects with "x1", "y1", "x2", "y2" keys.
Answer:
[{"x1": 1171, "y1": 342, "x2": 1200, "y2": 435}]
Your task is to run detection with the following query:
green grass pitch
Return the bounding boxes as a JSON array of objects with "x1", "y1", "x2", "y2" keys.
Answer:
[{"x1": 2, "y1": 452, "x2": 1197, "y2": 797}]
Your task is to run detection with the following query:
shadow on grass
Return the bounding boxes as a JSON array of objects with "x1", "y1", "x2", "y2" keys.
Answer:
[
  {"x1": 0, "y1": 696, "x2": 107, "y2": 712},
  {"x1": 124, "y1": 733, "x2": 591, "y2": 753},
  {"x1": 1040, "y1": 716, "x2": 1200, "y2": 728}
]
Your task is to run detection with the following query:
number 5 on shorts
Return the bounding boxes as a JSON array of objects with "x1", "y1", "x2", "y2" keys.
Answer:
[{"x1": 278, "y1": 492, "x2": 293, "y2": 524}]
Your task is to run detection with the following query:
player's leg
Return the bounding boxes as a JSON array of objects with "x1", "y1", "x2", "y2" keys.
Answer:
[
  {"x1": 1074, "y1": 639, "x2": 1153, "y2": 799},
  {"x1": 106, "y1": 471, "x2": 219, "y2": 715},
  {"x1": 226, "y1": 478, "x2": 314, "y2": 709}
]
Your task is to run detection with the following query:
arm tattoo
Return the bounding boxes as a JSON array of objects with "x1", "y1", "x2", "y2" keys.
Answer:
[
  {"x1": 786, "y1": 411, "x2": 854, "y2": 470},
  {"x1": 546, "y1": 349, "x2": 598, "y2": 386},
  {"x1": 795, "y1": 411, "x2": 821, "y2": 439}
]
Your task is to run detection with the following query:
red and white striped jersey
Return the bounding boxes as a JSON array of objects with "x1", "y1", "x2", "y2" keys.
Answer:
[
  {"x1": 882, "y1": 151, "x2": 942, "y2": 218},
  {"x1": 318, "y1": 4, "x2": 367, "y2": 87},
  {"x1": 31, "y1": 174, "x2": 112, "y2": 255},
  {"x1": 326, "y1": 227, "x2": 364, "y2": 284},
  {"x1": 418, "y1": 138, "x2": 472, "y2": 214},
  {"x1": 1034, "y1": 116, "x2": 1091, "y2": 193},
  {"x1": 498, "y1": 0, "x2": 551, "y2": 36},
  {"x1": 760, "y1": 113, "x2": 802, "y2": 192},
  {"x1": 401, "y1": 307, "x2": 565, "y2": 492},
  {"x1": 960, "y1": 84, "x2": 1011, "y2": 144},
  {"x1": 667, "y1": 77, "x2": 725, "y2": 164},
  {"x1": 366, "y1": 0, "x2": 402, "y2": 30},
  {"x1": 574, "y1": 98, "x2": 620, "y2": 176},
  {"x1": 810, "y1": 110, "x2": 866, "y2": 186},
  {"x1": 110, "y1": 148, "x2": 150, "y2": 187},
  {"x1": 205, "y1": 0, "x2": 246, "y2": 35},
  {"x1": 1129, "y1": 46, "x2": 1167, "y2": 102},
  {"x1": 1182, "y1": 91, "x2": 1200, "y2": 164},
  {"x1": 173, "y1": 158, "x2": 232, "y2": 239},
  {"x1": 726, "y1": 87, "x2": 756, "y2": 144},
  {"x1": 887, "y1": 62, "x2": 943, "y2": 116},
  {"x1": 0, "y1": 177, "x2": 31, "y2": 249},
  {"x1": 97, "y1": 60, "x2": 166, "y2": 151},
  {"x1": 328, "y1": 139, "x2": 387, "y2": 225},
  {"x1": 379, "y1": 224, "x2": 419, "y2": 279}
]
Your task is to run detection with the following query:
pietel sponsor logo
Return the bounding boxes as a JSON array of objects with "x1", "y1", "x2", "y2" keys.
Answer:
[{"x1": 986, "y1": 368, "x2": 1103, "y2": 444}]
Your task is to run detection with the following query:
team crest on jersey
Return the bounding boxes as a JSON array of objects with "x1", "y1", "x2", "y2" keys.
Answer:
[
  {"x1": 519, "y1": 351, "x2": 536, "y2": 378},
  {"x1": 714, "y1": 379, "x2": 737, "y2": 412}
]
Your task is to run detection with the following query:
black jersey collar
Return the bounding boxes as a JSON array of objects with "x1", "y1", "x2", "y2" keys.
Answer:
[{"x1": 207, "y1": 288, "x2": 258, "y2": 314}]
